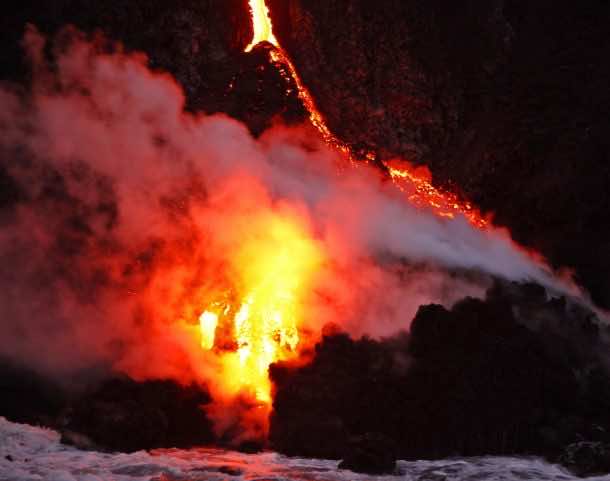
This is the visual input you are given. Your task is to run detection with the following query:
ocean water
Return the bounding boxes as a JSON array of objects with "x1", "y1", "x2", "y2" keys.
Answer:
[{"x1": 1, "y1": 417, "x2": 607, "y2": 481}]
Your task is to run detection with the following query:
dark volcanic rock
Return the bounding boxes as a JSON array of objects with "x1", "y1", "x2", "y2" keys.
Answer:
[
  {"x1": 0, "y1": 0, "x2": 306, "y2": 133},
  {"x1": 0, "y1": 358, "x2": 65, "y2": 426},
  {"x1": 0, "y1": 0, "x2": 250, "y2": 94},
  {"x1": 63, "y1": 377, "x2": 215, "y2": 452},
  {"x1": 558, "y1": 441, "x2": 610, "y2": 477},
  {"x1": 270, "y1": 0, "x2": 610, "y2": 308},
  {"x1": 59, "y1": 430, "x2": 99, "y2": 451},
  {"x1": 270, "y1": 282, "x2": 610, "y2": 463},
  {"x1": 269, "y1": 331, "x2": 409, "y2": 460},
  {"x1": 338, "y1": 433, "x2": 397, "y2": 475}
]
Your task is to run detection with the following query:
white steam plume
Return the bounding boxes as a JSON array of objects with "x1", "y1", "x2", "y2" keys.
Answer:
[{"x1": 0, "y1": 26, "x2": 580, "y2": 388}]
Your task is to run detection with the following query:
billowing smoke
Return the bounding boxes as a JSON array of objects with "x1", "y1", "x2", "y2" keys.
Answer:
[{"x1": 0, "y1": 27, "x2": 580, "y2": 438}]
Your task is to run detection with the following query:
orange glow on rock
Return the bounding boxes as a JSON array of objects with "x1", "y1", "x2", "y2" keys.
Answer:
[{"x1": 384, "y1": 160, "x2": 489, "y2": 228}]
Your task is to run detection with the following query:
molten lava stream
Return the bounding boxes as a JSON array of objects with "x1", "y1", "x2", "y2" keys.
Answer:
[
  {"x1": 198, "y1": 212, "x2": 323, "y2": 406},
  {"x1": 384, "y1": 161, "x2": 488, "y2": 228},
  {"x1": 245, "y1": 0, "x2": 278, "y2": 52},
  {"x1": 196, "y1": 0, "x2": 489, "y2": 418},
  {"x1": 245, "y1": 0, "x2": 488, "y2": 228}
]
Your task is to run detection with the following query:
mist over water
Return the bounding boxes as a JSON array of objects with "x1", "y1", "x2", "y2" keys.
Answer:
[{"x1": 0, "y1": 417, "x2": 593, "y2": 481}]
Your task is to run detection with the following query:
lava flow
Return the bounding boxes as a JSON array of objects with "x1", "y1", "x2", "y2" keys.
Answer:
[
  {"x1": 195, "y1": 0, "x2": 345, "y2": 408},
  {"x1": 245, "y1": 0, "x2": 488, "y2": 227},
  {"x1": 197, "y1": 210, "x2": 323, "y2": 405},
  {"x1": 197, "y1": 0, "x2": 489, "y2": 407},
  {"x1": 245, "y1": 1, "x2": 349, "y2": 156},
  {"x1": 245, "y1": 0, "x2": 278, "y2": 52},
  {"x1": 385, "y1": 161, "x2": 488, "y2": 228}
]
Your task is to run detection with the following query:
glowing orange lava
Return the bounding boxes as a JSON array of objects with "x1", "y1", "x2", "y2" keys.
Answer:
[
  {"x1": 384, "y1": 161, "x2": 488, "y2": 228},
  {"x1": 198, "y1": 212, "x2": 323, "y2": 404},
  {"x1": 196, "y1": 0, "x2": 488, "y2": 409},
  {"x1": 269, "y1": 49, "x2": 352, "y2": 158},
  {"x1": 245, "y1": 0, "x2": 278, "y2": 51}
]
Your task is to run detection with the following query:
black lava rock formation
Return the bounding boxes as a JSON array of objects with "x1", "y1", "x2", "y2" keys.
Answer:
[
  {"x1": 338, "y1": 433, "x2": 397, "y2": 475},
  {"x1": 559, "y1": 441, "x2": 610, "y2": 478},
  {"x1": 0, "y1": 358, "x2": 66, "y2": 426},
  {"x1": 61, "y1": 377, "x2": 215, "y2": 452},
  {"x1": 270, "y1": 281, "x2": 610, "y2": 471}
]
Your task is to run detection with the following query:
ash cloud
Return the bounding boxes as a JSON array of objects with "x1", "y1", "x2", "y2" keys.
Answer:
[{"x1": 0, "y1": 28, "x2": 582, "y2": 409}]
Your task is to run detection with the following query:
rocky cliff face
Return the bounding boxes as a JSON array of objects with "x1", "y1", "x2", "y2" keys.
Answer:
[
  {"x1": 269, "y1": 0, "x2": 509, "y2": 161},
  {"x1": 1, "y1": 1, "x2": 249, "y2": 89},
  {"x1": 269, "y1": 0, "x2": 610, "y2": 307}
]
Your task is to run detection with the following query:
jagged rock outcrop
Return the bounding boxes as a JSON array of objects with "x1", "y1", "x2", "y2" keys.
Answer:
[
  {"x1": 270, "y1": 281, "x2": 610, "y2": 465},
  {"x1": 0, "y1": 358, "x2": 65, "y2": 426},
  {"x1": 61, "y1": 377, "x2": 215, "y2": 452},
  {"x1": 0, "y1": 367, "x2": 218, "y2": 453},
  {"x1": 558, "y1": 441, "x2": 610, "y2": 477},
  {"x1": 338, "y1": 433, "x2": 397, "y2": 475}
]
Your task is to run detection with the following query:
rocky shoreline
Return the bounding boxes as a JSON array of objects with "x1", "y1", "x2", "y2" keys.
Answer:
[{"x1": 2, "y1": 282, "x2": 610, "y2": 476}]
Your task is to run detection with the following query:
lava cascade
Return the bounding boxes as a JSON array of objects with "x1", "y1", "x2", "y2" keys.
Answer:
[
  {"x1": 197, "y1": 0, "x2": 490, "y2": 405},
  {"x1": 245, "y1": 0, "x2": 278, "y2": 52},
  {"x1": 198, "y1": 212, "x2": 323, "y2": 404},
  {"x1": 244, "y1": 0, "x2": 488, "y2": 227}
]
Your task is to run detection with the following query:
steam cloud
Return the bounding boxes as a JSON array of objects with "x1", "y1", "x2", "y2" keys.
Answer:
[{"x1": 0, "y1": 28, "x2": 580, "y2": 416}]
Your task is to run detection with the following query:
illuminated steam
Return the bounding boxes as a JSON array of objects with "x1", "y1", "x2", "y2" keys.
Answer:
[{"x1": 0, "y1": 27, "x2": 583, "y2": 440}]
